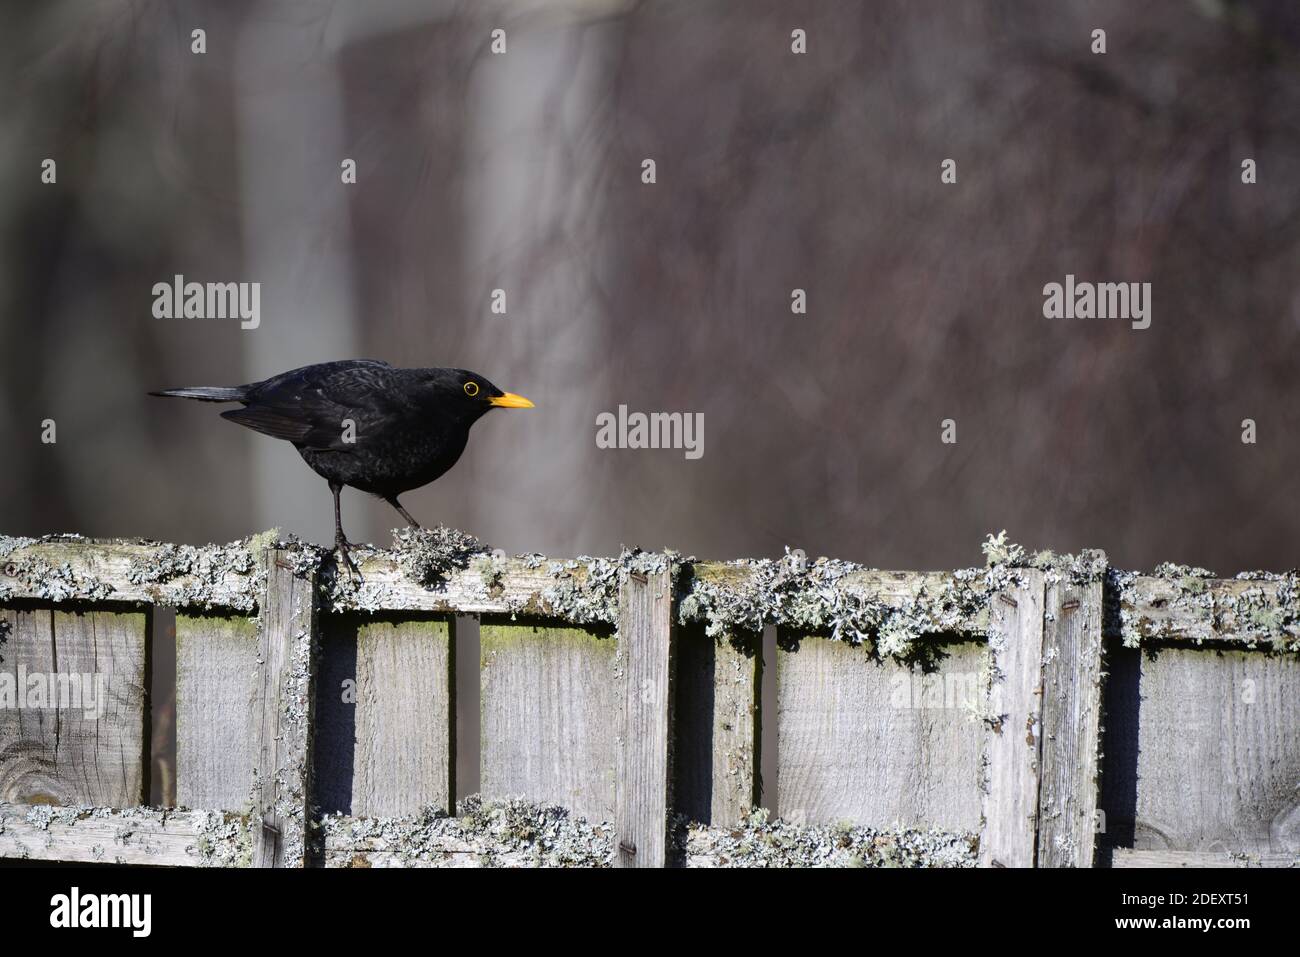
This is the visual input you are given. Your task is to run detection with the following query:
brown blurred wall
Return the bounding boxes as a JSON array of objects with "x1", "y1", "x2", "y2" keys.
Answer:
[{"x1": 2, "y1": 0, "x2": 1299, "y2": 575}]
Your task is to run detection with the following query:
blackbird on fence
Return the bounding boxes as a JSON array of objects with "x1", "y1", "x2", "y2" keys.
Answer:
[{"x1": 150, "y1": 359, "x2": 534, "y2": 579}]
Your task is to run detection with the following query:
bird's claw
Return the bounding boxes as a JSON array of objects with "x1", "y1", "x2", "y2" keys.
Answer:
[{"x1": 336, "y1": 541, "x2": 363, "y2": 584}]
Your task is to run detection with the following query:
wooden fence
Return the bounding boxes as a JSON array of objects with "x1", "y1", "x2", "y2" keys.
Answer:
[{"x1": 0, "y1": 533, "x2": 1297, "y2": 867}]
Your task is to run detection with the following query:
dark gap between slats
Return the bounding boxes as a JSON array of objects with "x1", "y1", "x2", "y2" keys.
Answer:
[
  {"x1": 149, "y1": 606, "x2": 177, "y2": 807},
  {"x1": 455, "y1": 615, "x2": 481, "y2": 803}
]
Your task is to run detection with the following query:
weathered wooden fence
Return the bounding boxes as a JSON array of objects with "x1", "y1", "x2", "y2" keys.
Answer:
[{"x1": 0, "y1": 533, "x2": 1297, "y2": 867}]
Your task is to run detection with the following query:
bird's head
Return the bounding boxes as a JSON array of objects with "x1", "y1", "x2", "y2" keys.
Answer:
[{"x1": 423, "y1": 368, "x2": 534, "y2": 421}]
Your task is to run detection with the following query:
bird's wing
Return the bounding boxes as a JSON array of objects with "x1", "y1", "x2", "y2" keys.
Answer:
[
  {"x1": 231, "y1": 360, "x2": 408, "y2": 451},
  {"x1": 220, "y1": 406, "x2": 315, "y2": 443}
]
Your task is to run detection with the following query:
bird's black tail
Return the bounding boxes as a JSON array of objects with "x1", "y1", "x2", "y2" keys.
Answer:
[{"x1": 148, "y1": 386, "x2": 246, "y2": 402}]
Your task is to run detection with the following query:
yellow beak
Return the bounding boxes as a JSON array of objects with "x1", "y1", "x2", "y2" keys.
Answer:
[{"x1": 489, "y1": 391, "x2": 535, "y2": 409}]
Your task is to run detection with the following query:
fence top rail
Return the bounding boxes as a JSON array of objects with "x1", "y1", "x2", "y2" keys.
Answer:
[{"x1": 1, "y1": 531, "x2": 1297, "y2": 653}]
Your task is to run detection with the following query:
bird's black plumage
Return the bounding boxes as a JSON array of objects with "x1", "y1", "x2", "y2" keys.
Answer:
[{"x1": 150, "y1": 360, "x2": 534, "y2": 577}]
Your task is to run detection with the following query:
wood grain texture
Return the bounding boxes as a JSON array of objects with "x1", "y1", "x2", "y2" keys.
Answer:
[
  {"x1": 1131, "y1": 648, "x2": 1300, "y2": 856},
  {"x1": 0, "y1": 803, "x2": 250, "y2": 866},
  {"x1": 1111, "y1": 848, "x2": 1298, "y2": 868},
  {"x1": 979, "y1": 570, "x2": 1046, "y2": 868},
  {"x1": 776, "y1": 634, "x2": 985, "y2": 830},
  {"x1": 175, "y1": 613, "x2": 257, "y2": 810},
  {"x1": 479, "y1": 619, "x2": 617, "y2": 822},
  {"x1": 1037, "y1": 577, "x2": 1105, "y2": 867},
  {"x1": 316, "y1": 615, "x2": 454, "y2": 817},
  {"x1": 0, "y1": 606, "x2": 148, "y2": 807},
  {"x1": 614, "y1": 570, "x2": 675, "y2": 867},
  {"x1": 674, "y1": 624, "x2": 760, "y2": 825},
  {"x1": 251, "y1": 550, "x2": 319, "y2": 868}
]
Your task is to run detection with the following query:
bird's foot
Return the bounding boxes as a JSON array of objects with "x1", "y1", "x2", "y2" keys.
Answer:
[{"x1": 336, "y1": 539, "x2": 363, "y2": 584}]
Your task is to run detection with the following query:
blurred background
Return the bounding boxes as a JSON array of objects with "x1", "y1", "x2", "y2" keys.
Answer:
[{"x1": 3, "y1": 0, "x2": 1300, "y2": 576}]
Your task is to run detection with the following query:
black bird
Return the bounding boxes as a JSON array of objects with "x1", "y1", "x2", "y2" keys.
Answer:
[{"x1": 150, "y1": 359, "x2": 534, "y2": 578}]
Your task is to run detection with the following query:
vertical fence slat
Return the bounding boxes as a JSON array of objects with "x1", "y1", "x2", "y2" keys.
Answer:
[
  {"x1": 1131, "y1": 648, "x2": 1300, "y2": 855},
  {"x1": 776, "y1": 632, "x2": 985, "y2": 830},
  {"x1": 251, "y1": 548, "x2": 319, "y2": 868},
  {"x1": 673, "y1": 624, "x2": 761, "y2": 825},
  {"x1": 614, "y1": 569, "x2": 675, "y2": 867},
  {"x1": 0, "y1": 606, "x2": 148, "y2": 807},
  {"x1": 316, "y1": 615, "x2": 455, "y2": 817},
  {"x1": 1037, "y1": 575, "x2": 1105, "y2": 867},
  {"x1": 479, "y1": 620, "x2": 617, "y2": 821},
  {"x1": 979, "y1": 569, "x2": 1046, "y2": 867},
  {"x1": 175, "y1": 612, "x2": 257, "y2": 810}
]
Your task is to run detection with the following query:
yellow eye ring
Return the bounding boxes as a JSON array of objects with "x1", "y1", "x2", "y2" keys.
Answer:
[{"x1": 464, "y1": 381, "x2": 479, "y2": 397}]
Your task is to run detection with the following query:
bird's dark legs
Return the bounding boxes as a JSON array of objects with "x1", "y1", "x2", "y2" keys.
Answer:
[
  {"x1": 331, "y1": 481, "x2": 361, "y2": 580},
  {"x1": 385, "y1": 495, "x2": 421, "y2": 529}
]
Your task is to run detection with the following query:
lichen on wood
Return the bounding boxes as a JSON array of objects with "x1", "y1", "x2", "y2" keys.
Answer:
[
  {"x1": 317, "y1": 795, "x2": 614, "y2": 867},
  {"x1": 1114, "y1": 563, "x2": 1300, "y2": 653},
  {"x1": 0, "y1": 532, "x2": 273, "y2": 610},
  {"x1": 679, "y1": 808, "x2": 979, "y2": 868},
  {"x1": 317, "y1": 797, "x2": 978, "y2": 868},
  {"x1": 3, "y1": 529, "x2": 1298, "y2": 653},
  {"x1": 0, "y1": 803, "x2": 252, "y2": 866},
  {"x1": 392, "y1": 525, "x2": 491, "y2": 585},
  {"x1": 674, "y1": 534, "x2": 1101, "y2": 664}
]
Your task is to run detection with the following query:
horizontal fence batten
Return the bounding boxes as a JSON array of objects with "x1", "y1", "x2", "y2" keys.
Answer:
[
  {"x1": 0, "y1": 537, "x2": 266, "y2": 611},
  {"x1": 2, "y1": 538, "x2": 1001, "y2": 634},
  {"x1": 7, "y1": 537, "x2": 1297, "y2": 651},
  {"x1": 1120, "y1": 574, "x2": 1300, "y2": 650},
  {"x1": 1110, "y1": 849, "x2": 1297, "y2": 868},
  {"x1": 0, "y1": 803, "x2": 251, "y2": 866},
  {"x1": 317, "y1": 805, "x2": 982, "y2": 868}
]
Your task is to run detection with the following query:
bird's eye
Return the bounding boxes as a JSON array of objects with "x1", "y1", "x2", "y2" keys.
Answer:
[{"x1": 464, "y1": 381, "x2": 479, "y2": 397}]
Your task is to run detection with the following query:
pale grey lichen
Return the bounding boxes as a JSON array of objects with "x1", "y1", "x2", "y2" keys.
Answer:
[
  {"x1": 6, "y1": 528, "x2": 1298, "y2": 655},
  {"x1": 675, "y1": 536, "x2": 1056, "y2": 664},
  {"x1": 1151, "y1": 561, "x2": 1217, "y2": 580},
  {"x1": 1111, "y1": 560, "x2": 1300, "y2": 653},
  {"x1": 0, "y1": 535, "x2": 37, "y2": 562},
  {"x1": 124, "y1": 535, "x2": 268, "y2": 611},
  {"x1": 0, "y1": 531, "x2": 284, "y2": 611},
  {"x1": 537, "y1": 548, "x2": 680, "y2": 626},
  {"x1": 190, "y1": 809, "x2": 255, "y2": 867},
  {"x1": 679, "y1": 808, "x2": 978, "y2": 867},
  {"x1": 393, "y1": 525, "x2": 491, "y2": 586},
  {"x1": 981, "y1": 530, "x2": 1025, "y2": 567},
  {"x1": 1, "y1": 804, "x2": 251, "y2": 867},
  {"x1": 317, "y1": 796, "x2": 613, "y2": 867},
  {"x1": 0, "y1": 534, "x2": 117, "y2": 603},
  {"x1": 315, "y1": 797, "x2": 977, "y2": 868}
]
